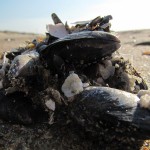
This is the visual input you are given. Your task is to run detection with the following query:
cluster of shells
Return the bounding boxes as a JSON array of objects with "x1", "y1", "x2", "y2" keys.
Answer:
[{"x1": 0, "y1": 13, "x2": 149, "y2": 124}]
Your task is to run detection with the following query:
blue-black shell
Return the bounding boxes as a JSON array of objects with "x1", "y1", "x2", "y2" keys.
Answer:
[
  {"x1": 40, "y1": 31, "x2": 121, "y2": 65},
  {"x1": 69, "y1": 87, "x2": 150, "y2": 133}
]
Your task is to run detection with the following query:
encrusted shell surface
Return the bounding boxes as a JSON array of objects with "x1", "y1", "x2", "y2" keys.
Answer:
[
  {"x1": 98, "y1": 60, "x2": 115, "y2": 79},
  {"x1": 45, "y1": 99, "x2": 55, "y2": 111},
  {"x1": 138, "y1": 90, "x2": 150, "y2": 98},
  {"x1": 40, "y1": 31, "x2": 121, "y2": 66},
  {"x1": 61, "y1": 72, "x2": 83, "y2": 98},
  {"x1": 139, "y1": 94, "x2": 150, "y2": 109},
  {"x1": 8, "y1": 50, "x2": 39, "y2": 78},
  {"x1": 69, "y1": 86, "x2": 150, "y2": 131},
  {"x1": 138, "y1": 90, "x2": 150, "y2": 109}
]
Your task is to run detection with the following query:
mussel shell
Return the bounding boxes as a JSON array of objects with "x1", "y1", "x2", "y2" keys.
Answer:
[
  {"x1": 8, "y1": 51, "x2": 39, "y2": 78},
  {"x1": 40, "y1": 31, "x2": 121, "y2": 65},
  {"x1": 69, "y1": 86, "x2": 150, "y2": 132}
]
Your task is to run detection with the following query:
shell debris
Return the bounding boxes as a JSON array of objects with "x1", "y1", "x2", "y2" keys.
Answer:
[
  {"x1": 61, "y1": 72, "x2": 83, "y2": 98},
  {"x1": 8, "y1": 50, "x2": 39, "y2": 78},
  {"x1": 139, "y1": 94, "x2": 150, "y2": 109},
  {"x1": 0, "y1": 52, "x2": 9, "y2": 77},
  {"x1": 98, "y1": 60, "x2": 115, "y2": 80},
  {"x1": 138, "y1": 90, "x2": 150, "y2": 109},
  {"x1": 45, "y1": 99, "x2": 55, "y2": 111}
]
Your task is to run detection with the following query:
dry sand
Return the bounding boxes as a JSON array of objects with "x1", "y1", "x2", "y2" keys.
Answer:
[
  {"x1": 0, "y1": 31, "x2": 38, "y2": 52},
  {"x1": 118, "y1": 29, "x2": 150, "y2": 88}
]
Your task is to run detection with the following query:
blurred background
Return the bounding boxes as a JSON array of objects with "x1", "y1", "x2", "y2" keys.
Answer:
[{"x1": 0, "y1": 0, "x2": 150, "y2": 33}]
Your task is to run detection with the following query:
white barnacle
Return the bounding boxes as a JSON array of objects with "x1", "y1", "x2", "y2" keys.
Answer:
[
  {"x1": 45, "y1": 99, "x2": 55, "y2": 111},
  {"x1": 137, "y1": 90, "x2": 150, "y2": 110},
  {"x1": 137, "y1": 90, "x2": 150, "y2": 98},
  {"x1": 98, "y1": 60, "x2": 115, "y2": 80},
  {"x1": 61, "y1": 72, "x2": 83, "y2": 98},
  {"x1": 139, "y1": 94, "x2": 150, "y2": 110},
  {"x1": 0, "y1": 52, "x2": 9, "y2": 77},
  {"x1": 0, "y1": 52, "x2": 10, "y2": 89}
]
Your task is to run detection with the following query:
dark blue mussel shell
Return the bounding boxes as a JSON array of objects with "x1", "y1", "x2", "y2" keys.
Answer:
[
  {"x1": 40, "y1": 31, "x2": 121, "y2": 66},
  {"x1": 0, "y1": 86, "x2": 150, "y2": 137},
  {"x1": 69, "y1": 87, "x2": 150, "y2": 136}
]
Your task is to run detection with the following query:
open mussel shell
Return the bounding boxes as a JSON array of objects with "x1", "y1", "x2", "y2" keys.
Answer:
[
  {"x1": 69, "y1": 86, "x2": 150, "y2": 135},
  {"x1": 40, "y1": 31, "x2": 121, "y2": 65}
]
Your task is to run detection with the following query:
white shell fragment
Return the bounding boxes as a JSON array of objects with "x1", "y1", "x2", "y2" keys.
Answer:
[
  {"x1": 137, "y1": 90, "x2": 150, "y2": 109},
  {"x1": 46, "y1": 23, "x2": 68, "y2": 38},
  {"x1": 0, "y1": 52, "x2": 9, "y2": 77},
  {"x1": 137, "y1": 90, "x2": 150, "y2": 98},
  {"x1": 98, "y1": 60, "x2": 115, "y2": 80},
  {"x1": 8, "y1": 50, "x2": 39, "y2": 78},
  {"x1": 45, "y1": 99, "x2": 56, "y2": 111},
  {"x1": 139, "y1": 94, "x2": 150, "y2": 110},
  {"x1": 61, "y1": 72, "x2": 83, "y2": 98},
  {"x1": 82, "y1": 83, "x2": 89, "y2": 88},
  {"x1": 0, "y1": 52, "x2": 9, "y2": 89}
]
